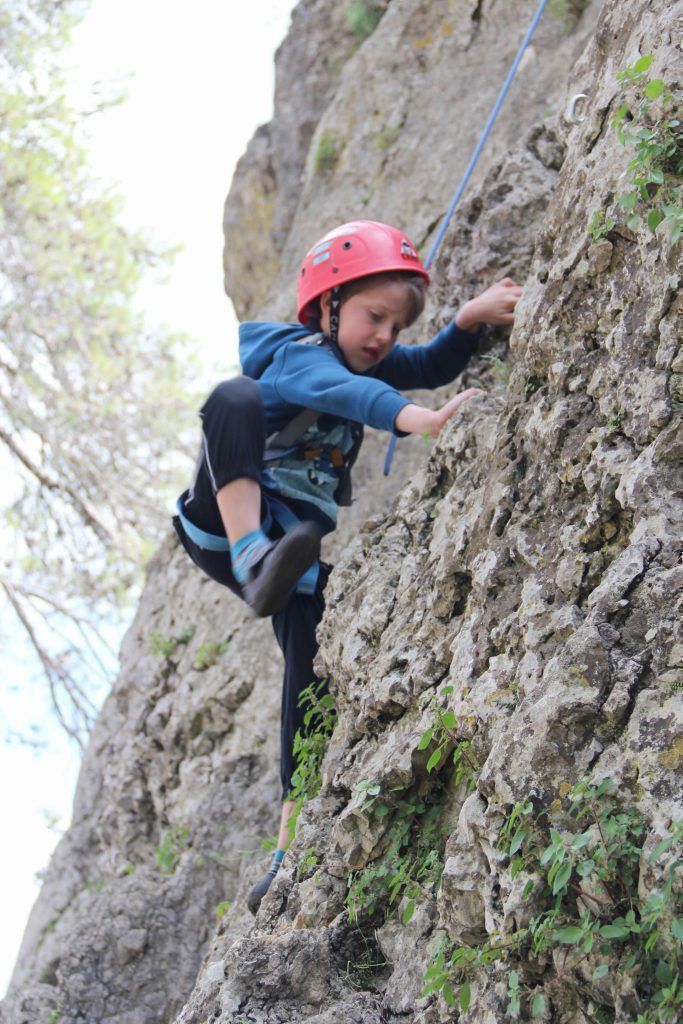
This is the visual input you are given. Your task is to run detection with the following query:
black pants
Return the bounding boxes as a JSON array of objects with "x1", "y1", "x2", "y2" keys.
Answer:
[{"x1": 173, "y1": 377, "x2": 330, "y2": 801}]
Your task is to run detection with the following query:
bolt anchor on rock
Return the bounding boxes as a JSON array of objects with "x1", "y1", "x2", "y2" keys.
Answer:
[{"x1": 565, "y1": 92, "x2": 590, "y2": 124}]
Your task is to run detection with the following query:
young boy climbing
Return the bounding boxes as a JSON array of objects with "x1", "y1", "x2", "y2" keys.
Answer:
[{"x1": 173, "y1": 220, "x2": 522, "y2": 914}]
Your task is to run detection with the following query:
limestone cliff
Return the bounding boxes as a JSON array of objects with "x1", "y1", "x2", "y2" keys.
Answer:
[{"x1": 3, "y1": 1, "x2": 681, "y2": 1023}]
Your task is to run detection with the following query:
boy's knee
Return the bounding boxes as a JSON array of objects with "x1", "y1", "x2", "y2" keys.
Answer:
[{"x1": 202, "y1": 376, "x2": 263, "y2": 419}]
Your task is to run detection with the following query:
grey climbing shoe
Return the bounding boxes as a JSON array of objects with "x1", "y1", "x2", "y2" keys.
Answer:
[
  {"x1": 246, "y1": 867, "x2": 279, "y2": 916},
  {"x1": 242, "y1": 522, "x2": 321, "y2": 618}
]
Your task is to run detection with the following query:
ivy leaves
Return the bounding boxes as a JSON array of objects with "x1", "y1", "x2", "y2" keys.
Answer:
[
  {"x1": 590, "y1": 54, "x2": 683, "y2": 244},
  {"x1": 421, "y1": 779, "x2": 683, "y2": 1021},
  {"x1": 416, "y1": 685, "x2": 478, "y2": 788}
]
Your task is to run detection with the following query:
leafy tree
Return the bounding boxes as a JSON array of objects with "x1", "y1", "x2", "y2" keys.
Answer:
[{"x1": 0, "y1": 0, "x2": 200, "y2": 744}]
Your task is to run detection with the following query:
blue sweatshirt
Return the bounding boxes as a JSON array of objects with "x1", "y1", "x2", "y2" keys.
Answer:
[{"x1": 239, "y1": 320, "x2": 479, "y2": 529}]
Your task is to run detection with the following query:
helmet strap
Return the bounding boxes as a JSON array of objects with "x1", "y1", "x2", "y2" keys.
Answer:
[{"x1": 328, "y1": 286, "x2": 342, "y2": 347}]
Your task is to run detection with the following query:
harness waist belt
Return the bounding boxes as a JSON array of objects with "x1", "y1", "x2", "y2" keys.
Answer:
[{"x1": 176, "y1": 495, "x2": 319, "y2": 596}]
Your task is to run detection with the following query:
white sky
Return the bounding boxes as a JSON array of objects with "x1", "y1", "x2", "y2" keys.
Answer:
[{"x1": 1, "y1": 0, "x2": 297, "y2": 996}]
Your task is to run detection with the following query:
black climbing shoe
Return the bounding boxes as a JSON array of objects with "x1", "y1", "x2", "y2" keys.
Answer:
[
  {"x1": 246, "y1": 867, "x2": 279, "y2": 916},
  {"x1": 242, "y1": 522, "x2": 321, "y2": 618}
]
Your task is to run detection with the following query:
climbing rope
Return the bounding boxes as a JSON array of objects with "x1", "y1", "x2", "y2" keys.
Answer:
[{"x1": 383, "y1": 0, "x2": 552, "y2": 475}]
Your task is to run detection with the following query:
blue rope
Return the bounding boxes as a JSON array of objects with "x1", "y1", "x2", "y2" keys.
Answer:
[
  {"x1": 384, "y1": 0, "x2": 551, "y2": 477},
  {"x1": 424, "y1": 0, "x2": 552, "y2": 272}
]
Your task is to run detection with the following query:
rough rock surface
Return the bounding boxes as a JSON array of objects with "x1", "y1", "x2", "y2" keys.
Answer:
[
  {"x1": 225, "y1": 0, "x2": 601, "y2": 322},
  {"x1": 4, "y1": 1, "x2": 681, "y2": 1023}
]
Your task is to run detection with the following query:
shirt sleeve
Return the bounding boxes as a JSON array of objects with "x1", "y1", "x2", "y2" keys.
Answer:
[
  {"x1": 271, "y1": 343, "x2": 411, "y2": 433},
  {"x1": 371, "y1": 320, "x2": 481, "y2": 391}
]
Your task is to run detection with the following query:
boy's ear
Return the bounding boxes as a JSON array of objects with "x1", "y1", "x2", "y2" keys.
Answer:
[{"x1": 319, "y1": 289, "x2": 332, "y2": 314}]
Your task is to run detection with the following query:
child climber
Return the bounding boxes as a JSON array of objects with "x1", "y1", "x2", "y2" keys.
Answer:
[{"x1": 173, "y1": 220, "x2": 522, "y2": 914}]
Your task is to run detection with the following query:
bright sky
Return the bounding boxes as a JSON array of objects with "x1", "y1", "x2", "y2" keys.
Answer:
[{"x1": 1, "y1": 0, "x2": 297, "y2": 996}]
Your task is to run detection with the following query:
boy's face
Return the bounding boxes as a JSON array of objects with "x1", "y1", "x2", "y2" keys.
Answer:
[{"x1": 320, "y1": 281, "x2": 412, "y2": 373}]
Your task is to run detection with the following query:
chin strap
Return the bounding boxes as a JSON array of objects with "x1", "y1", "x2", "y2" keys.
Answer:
[{"x1": 328, "y1": 286, "x2": 342, "y2": 347}]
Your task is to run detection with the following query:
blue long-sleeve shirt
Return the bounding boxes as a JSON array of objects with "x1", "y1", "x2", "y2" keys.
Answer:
[
  {"x1": 240, "y1": 319, "x2": 479, "y2": 430},
  {"x1": 238, "y1": 320, "x2": 479, "y2": 529}
]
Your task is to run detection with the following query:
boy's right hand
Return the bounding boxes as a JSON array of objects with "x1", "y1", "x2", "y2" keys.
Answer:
[
  {"x1": 395, "y1": 389, "x2": 484, "y2": 438},
  {"x1": 429, "y1": 388, "x2": 484, "y2": 437}
]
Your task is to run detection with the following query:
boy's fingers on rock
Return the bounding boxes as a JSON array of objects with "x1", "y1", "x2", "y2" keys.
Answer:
[
  {"x1": 433, "y1": 389, "x2": 483, "y2": 434},
  {"x1": 444, "y1": 389, "x2": 483, "y2": 414}
]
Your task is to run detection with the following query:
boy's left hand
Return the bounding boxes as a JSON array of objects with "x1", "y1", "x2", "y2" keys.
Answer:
[{"x1": 456, "y1": 278, "x2": 524, "y2": 333}]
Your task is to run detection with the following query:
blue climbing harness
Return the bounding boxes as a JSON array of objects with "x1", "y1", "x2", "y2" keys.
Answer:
[{"x1": 175, "y1": 492, "x2": 319, "y2": 595}]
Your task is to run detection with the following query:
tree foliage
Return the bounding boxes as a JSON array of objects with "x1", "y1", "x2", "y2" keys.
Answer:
[{"x1": 0, "y1": 0, "x2": 200, "y2": 744}]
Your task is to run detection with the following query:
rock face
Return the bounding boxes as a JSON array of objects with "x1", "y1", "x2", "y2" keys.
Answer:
[
  {"x1": 4, "y1": 1, "x2": 682, "y2": 1023},
  {"x1": 224, "y1": 0, "x2": 601, "y2": 323}
]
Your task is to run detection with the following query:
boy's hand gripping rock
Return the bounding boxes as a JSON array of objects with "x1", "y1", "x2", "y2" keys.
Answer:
[
  {"x1": 394, "y1": 387, "x2": 483, "y2": 438},
  {"x1": 427, "y1": 388, "x2": 484, "y2": 437},
  {"x1": 456, "y1": 277, "x2": 523, "y2": 331}
]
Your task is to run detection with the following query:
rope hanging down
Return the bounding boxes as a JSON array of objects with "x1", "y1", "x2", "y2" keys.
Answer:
[{"x1": 383, "y1": 0, "x2": 552, "y2": 476}]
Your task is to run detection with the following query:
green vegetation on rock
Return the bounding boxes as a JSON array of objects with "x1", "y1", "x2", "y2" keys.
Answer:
[
  {"x1": 416, "y1": 684, "x2": 479, "y2": 788},
  {"x1": 589, "y1": 55, "x2": 682, "y2": 244},
  {"x1": 421, "y1": 778, "x2": 683, "y2": 1021},
  {"x1": 345, "y1": 0, "x2": 383, "y2": 43},
  {"x1": 612, "y1": 56, "x2": 682, "y2": 242},
  {"x1": 286, "y1": 681, "x2": 337, "y2": 839},
  {"x1": 194, "y1": 637, "x2": 231, "y2": 670},
  {"x1": 155, "y1": 824, "x2": 191, "y2": 875},
  {"x1": 548, "y1": 0, "x2": 591, "y2": 30},
  {"x1": 346, "y1": 776, "x2": 450, "y2": 925},
  {"x1": 149, "y1": 625, "x2": 196, "y2": 659},
  {"x1": 313, "y1": 132, "x2": 340, "y2": 175}
]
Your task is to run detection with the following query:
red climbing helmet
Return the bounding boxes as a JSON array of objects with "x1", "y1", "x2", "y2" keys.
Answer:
[{"x1": 296, "y1": 220, "x2": 430, "y2": 326}]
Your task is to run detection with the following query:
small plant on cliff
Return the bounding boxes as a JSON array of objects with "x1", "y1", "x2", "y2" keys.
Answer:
[
  {"x1": 346, "y1": 0, "x2": 383, "y2": 42},
  {"x1": 345, "y1": 776, "x2": 450, "y2": 925},
  {"x1": 588, "y1": 209, "x2": 617, "y2": 241},
  {"x1": 295, "y1": 847, "x2": 320, "y2": 882},
  {"x1": 148, "y1": 624, "x2": 195, "y2": 659},
  {"x1": 215, "y1": 899, "x2": 231, "y2": 921},
  {"x1": 608, "y1": 55, "x2": 682, "y2": 243},
  {"x1": 313, "y1": 133, "x2": 339, "y2": 175},
  {"x1": 343, "y1": 688, "x2": 481, "y2": 926},
  {"x1": 481, "y1": 353, "x2": 512, "y2": 387},
  {"x1": 155, "y1": 823, "x2": 190, "y2": 874},
  {"x1": 421, "y1": 778, "x2": 683, "y2": 1021},
  {"x1": 608, "y1": 406, "x2": 627, "y2": 431},
  {"x1": 548, "y1": 0, "x2": 590, "y2": 30},
  {"x1": 417, "y1": 684, "x2": 478, "y2": 790},
  {"x1": 193, "y1": 637, "x2": 231, "y2": 670},
  {"x1": 286, "y1": 680, "x2": 337, "y2": 840}
]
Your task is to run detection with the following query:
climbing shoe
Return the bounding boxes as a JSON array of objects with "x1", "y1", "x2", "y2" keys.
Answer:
[
  {"x1": 242, "y1": 522, "x2": 321, "y2": 617},
  {"x1": 246, "y1": 847, "x2": 286, "y2": 915},
  {"x1": 246, "y1": 866, "x2": 279, "y2": 916}
]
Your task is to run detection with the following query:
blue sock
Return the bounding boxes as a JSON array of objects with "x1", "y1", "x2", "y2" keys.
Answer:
[
  {"x1": 230, "y1": 527, "x2": 270, "y2": 585},
  {"x1": 269, "y1": 848, "x2": 286, "y2": 873}
]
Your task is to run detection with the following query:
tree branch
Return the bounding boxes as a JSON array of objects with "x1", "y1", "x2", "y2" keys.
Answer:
[
  {"x1": 1, "y1": 578, "x2": 90, "y2": 748},
  {"x1": 0, "y1": 423, "x2": 116, "y2": 544}
]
